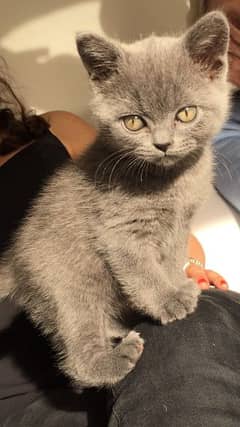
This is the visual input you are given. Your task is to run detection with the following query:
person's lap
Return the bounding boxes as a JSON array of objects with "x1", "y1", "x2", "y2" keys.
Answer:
[
  {"x1": 1, "y1": 290, "x2": 240, "y2": 426},
  {"x1": 1, "y1": 388, "x2": 108, "y2": 427},
  {"x1": 108, "y1": 290, "x2": 240, "y2": 427},
  {"x1": 0, "y1": 300, "x2": 108, "y2": 426}
]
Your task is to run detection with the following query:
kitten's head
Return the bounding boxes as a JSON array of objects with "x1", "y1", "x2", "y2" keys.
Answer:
[{"x1": 76, "y1": 12, "x2": 230, "y2": 168}]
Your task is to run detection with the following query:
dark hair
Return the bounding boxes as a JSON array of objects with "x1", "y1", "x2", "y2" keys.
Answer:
[{"x1": 0, "y1": 61, "x2": 49, "y2": 155}]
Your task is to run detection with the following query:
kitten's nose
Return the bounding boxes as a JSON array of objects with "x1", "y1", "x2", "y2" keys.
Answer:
[{"x1": 153, "y1": 142, "x2": 171, "y2": 153}]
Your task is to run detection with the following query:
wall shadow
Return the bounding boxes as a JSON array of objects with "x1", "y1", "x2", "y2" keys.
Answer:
[
  {"x1": 0, "y1": 0, "x2": 95, "y2": 116},
  {"x1": 0, "y1": 0, "x2": 95, "y2": 39},
  {"x1": 1, "y1": 46, "x2": 91, "y2": 117}
]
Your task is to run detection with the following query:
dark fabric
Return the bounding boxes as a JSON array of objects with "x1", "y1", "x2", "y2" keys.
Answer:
[
  {"x1": 3, "y1": 290, "x2": 240, "y2": 426},
  {"x1": 1, "y1": 388, "x2": 108, "y2": 427},
  {"x1": 108, "y1": 289, "x2": 240, "y2": 427},
  {"x1": 0, "y1": 130, "x2": 70, "y2": 255}
]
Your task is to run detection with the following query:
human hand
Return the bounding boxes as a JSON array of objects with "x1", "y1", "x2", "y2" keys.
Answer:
[{"x1": 185, "y1": 263, "x2": 228, "y2": 291}]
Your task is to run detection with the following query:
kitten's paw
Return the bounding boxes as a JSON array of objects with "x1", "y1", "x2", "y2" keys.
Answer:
[
  {"x1": 112, "y1": 331, "x2": 144, "y2": 382},
  {"x1": 120, "y1": 330, "x2": 144, "y2": 362},
  {"x1": 160, "y1": 279, "x2": 200, "y2": 325}
]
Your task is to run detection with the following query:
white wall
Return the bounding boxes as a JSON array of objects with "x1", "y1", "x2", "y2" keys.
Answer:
[{"x1": 0, "y1": 0, "x2": 197, "y2": 117}]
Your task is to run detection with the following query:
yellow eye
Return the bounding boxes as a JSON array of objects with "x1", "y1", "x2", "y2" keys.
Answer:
[
  {"x1": 176, "y1": 106, "x2": 197, "y2": 123},
  {"x1": 122, "y1": 115, "x2": 146, "y2": 131}
]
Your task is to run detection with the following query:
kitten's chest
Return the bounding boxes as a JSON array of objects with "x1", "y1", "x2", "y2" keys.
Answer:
[
  {"x1": 95, "y1": 148, "x2": 212, "y2": 241},
  {"x1": 98, "y1": 191, "x2": 182, "y2": 244}
]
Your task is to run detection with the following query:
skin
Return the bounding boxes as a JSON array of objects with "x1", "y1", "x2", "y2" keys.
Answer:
[
  {"x1": 187, "y1": 234, "x2": 228, "y2": 290},
  {"x1": 0, "y1": 110, "x2": 228, "y2": 291},
  {"x1": 205, "y1": 0, "x2": 240, "y2": 87}
]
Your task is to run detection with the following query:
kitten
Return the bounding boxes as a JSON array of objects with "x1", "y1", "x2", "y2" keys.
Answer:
[{"x1": 0, "y1": 12, "x2": 230, "y2": 387}]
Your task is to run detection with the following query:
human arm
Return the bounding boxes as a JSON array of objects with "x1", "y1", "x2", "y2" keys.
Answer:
[
  {"x1": 42, "y1": 110, "x2": 97, "y2": 159},
  {"x1": 0, "y1": 111, "x2": 97, "y2": 167}
]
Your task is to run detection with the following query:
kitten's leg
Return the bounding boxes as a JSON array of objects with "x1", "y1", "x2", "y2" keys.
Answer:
[
  {"x1": 104, "y1": 239, "x2": 200, "y2": 324},
  {"x1": 155, "y1": 276, "x2": 200, "y2": 325},
  {"x1": 60, "y1": 315, "x2": 144, "y2": 388},
  {"x1": 11, "y1": 275, "x2": 144, "y2": 387},
  {"x1": 4, "y1": 251, "x2": 144, "y2": 387}
]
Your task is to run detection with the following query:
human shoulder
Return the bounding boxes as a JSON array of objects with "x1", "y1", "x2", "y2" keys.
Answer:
[{"x1": 41, "y1": 111, "x2": 96, "y2": 160}]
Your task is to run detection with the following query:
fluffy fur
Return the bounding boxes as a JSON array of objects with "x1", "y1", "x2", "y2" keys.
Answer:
[{"x1": 0, "y1": 12, "x2": 230, "y2": 387}]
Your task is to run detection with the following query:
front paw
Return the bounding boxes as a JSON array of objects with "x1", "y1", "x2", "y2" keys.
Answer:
[
  {"x1": 160, "y1": 279, "x2": 200, "y2": 325},
  {"x1": 112, "y1": 330, "x2": 144, "y2": 383},
  {"x1": 118, "y1": 330, "x2": 144, "y2": 366}
]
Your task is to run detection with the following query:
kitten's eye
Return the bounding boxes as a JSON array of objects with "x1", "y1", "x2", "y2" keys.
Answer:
[
  {"x1": 175, "y1": 106, "x2": 197, "y2": 123},
  {"x1": 122, "y1": 115, "x2": 146, "y2": 131}
]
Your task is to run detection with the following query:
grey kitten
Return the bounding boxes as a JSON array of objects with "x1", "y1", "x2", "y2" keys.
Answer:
[{"x1": 0, "y1": 12, "x2": 230, "y2": 387}]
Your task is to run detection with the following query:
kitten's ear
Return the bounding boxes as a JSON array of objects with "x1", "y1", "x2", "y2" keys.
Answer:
[
  {"x1": 76, "y1": 33, "x2": 121, "y2": 81},
  {"x1": 184, "y1": 11, "x2": 229, "y2": 79}
]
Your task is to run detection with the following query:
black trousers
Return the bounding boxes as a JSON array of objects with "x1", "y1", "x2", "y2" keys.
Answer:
[{"x1": 1, "y1": 290, "x2": 240, "y2": 426}]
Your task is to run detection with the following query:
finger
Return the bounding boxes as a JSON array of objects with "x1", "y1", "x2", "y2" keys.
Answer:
[
  {"x1": 196, "y1": 276, "x2": 210, "y2": 290},
  {"x1": 190, "y1": 270, "x2": 210, "y2": 289},
  {"x1": 205, "y1": 269, "x2": 228, "y2": 291},
  {"x1": 185, "y1": 265, "x2": 210, "y2": 290}
]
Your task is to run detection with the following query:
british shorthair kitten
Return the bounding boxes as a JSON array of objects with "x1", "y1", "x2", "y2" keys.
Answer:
[{"x1": 0, "y1": 12, "x2": 230, "y2": 387}]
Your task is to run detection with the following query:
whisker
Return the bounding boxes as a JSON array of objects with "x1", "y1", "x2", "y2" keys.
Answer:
[
  {"x1": 108, "y1": 152, "x2": 134, "y2": 190},
  {"x1": 125, "y1": 157, "x2": 140, "y2": 179},
  {"x1": 139, "y1": 159, "x2": 146, "y2": 183},
  {"x1": 125, "y1": 157, "x2": 143, "y2": 185},
  {"x1": 94, "y1": 148, "x2": 131, "y2": 186}
]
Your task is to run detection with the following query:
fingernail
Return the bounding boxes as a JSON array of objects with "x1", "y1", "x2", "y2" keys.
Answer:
[
  {"x1": 220, "y1": 280, "x2": 228, "y2": 289},
  {"x1": 197, "y1": 278, "x2": 209, "y2": 289},
  {"x1": 197, "y1": 278, "x2": 208, "y2": 285}
]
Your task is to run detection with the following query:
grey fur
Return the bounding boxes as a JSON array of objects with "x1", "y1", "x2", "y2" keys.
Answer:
[{"x1": 0, "y1": 12, "x2": 230, "y2": 387}]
